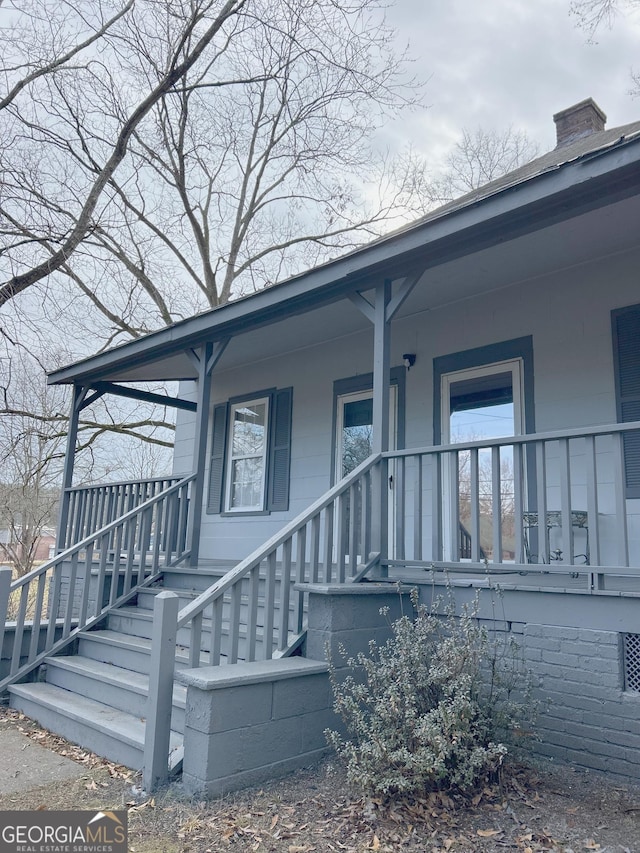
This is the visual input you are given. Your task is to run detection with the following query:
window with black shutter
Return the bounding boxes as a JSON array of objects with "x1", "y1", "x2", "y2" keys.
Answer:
[
  {"x1": 612, "y1": 304, "x2": 640, "y2": 498},
  {"x1": 207, "y1": 388, "x2": 293, "y2": 514}
]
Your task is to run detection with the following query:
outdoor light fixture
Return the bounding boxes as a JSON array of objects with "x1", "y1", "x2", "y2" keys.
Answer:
[{"x1": 402, "y1": 353, "x2": 416, "y2": 370}]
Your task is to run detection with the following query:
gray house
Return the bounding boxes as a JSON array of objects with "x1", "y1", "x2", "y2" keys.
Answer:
[{"x1": 3, "y1": 98, "x2": 640, "y2": 794}]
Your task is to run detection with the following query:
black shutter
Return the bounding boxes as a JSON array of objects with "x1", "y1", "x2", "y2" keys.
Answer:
[
  {"x1": 267, "y1": 387, "x2": 293, "y2": 511},
  {"x1": 207, "y1": 402, "x2": 229, "y2": 513},
  {"x1": 613, "y1": 305, "x2": 640, "y2": 498}
]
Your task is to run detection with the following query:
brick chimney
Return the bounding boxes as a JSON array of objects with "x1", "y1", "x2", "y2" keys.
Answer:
[{"x1": 553, "y1": 98, "x2": 607, "y2": 148}]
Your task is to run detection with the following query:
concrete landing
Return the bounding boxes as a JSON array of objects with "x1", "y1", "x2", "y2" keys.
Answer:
[{"x1": 0, "y1": 724, "x2": 84, "y2": 795}]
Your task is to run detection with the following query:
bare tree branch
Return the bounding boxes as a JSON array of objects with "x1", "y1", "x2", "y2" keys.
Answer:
[
  {"x1": 0, "y1": 0, "x2": 249, "y2": 305},
  {"x1": 0, "y1": 1, "x2": 134, "y2": 111}
]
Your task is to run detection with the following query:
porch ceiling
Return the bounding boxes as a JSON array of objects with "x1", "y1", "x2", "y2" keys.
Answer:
[
  {"x1": 48, "y1": 136, "x2": 640, "y2": 387},
  {"x1": 78, "y1": 190, "x2": 640, "y2": 384}
]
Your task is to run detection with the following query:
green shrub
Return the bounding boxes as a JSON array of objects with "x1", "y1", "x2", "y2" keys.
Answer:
[{"x1": 325, "y1": 588, "x2": 533, "y2": 798}]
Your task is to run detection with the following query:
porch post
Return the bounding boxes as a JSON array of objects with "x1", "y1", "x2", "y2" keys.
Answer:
[
  {"x1": 371, "y1": 280, "x2": 391, "y2": 574},
  {"x1": 56, "y1": 385, "x2": 86, "y2": 551},
  {"x1": 186, "y1": 343, "x2": 213, "y2": 568},
  {"x1": 185, "y1": 338, "x2": 230, "y2": 567}
]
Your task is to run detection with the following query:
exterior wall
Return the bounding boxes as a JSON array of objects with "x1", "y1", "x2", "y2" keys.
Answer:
[
  {"x1": 521, "y1": 623, "x2": 640, "y2": 778},
  {"x1": 177, "y1": 582, "x2": 640, "y2": 795},
  {"x1": 418, "y1": 581, "x2": 640, "y2": 781},
  {"x1": 172, "y1": 244, "x2": 640, "y2": 562}
]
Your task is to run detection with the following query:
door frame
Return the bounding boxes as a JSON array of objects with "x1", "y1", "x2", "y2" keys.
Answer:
[
  {"x1": 331, "y1": 367, "x2": 406, "y2": 560},
  {"x1": 433, "y1": 337, "x2": 535, "y2": 444},
  {"x1": 433, "y1": 338, "x2": 535, "y2": 561},
  {"x1": 331, "y1": 366, "x2": 406, "y2": 485}
]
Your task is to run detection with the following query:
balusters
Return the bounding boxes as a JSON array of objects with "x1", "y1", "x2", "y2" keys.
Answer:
[
  {"x1": 469, "y1": 447, "x2": 480, "y2": 562},
  {"x1": 263, "y1": 553, "x2": 276, "y2": 659},
  {"x1": 246, "y1": 565, "x2": 260, "y2": 661},
  {"x1": 413, "y1": 454, "x2": 423, "y2": 562},
  {"x1": 310, "y1": 514, "x2": 320, "y2": 582},
  {"x1": 294, "y1": 527, "x2": 307, "y2": 632},
  {"x1": 584, "y1": 435, "x2": 600, "y2": 566},
  {"x1": 349, "y1": 482, "x2": 359, "y2": 577},
  {"x1": 228, "y1": 583, "x2": 242, "y2": 664},
  {"x1": 488, "y1": 446, "x2": 500, "y2": 563},
  {"x1": 322, "y1": 504, "x2": 334, "y2": 582},
  {"x1": 395, "y1": 456, "x2": 405, "y2": 561},
  {"x1": 10, "y1": 585, "x2": 29, "y2": 674},
  {"x1": 27, "y1": 571, "x2": 48, "y2": 662},
  {"x1": 336, "y1": 493, "x2": 347, "y2": 582},
  {"x1": 535, "y1": 442, "x2": 548, "y2": 563},
  {"x1": 278, "y1": 539, "x2": 293, "y2": 652}
]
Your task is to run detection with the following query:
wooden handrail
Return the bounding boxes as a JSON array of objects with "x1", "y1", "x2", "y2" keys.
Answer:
[
  {"x1": 12, "y1": 475, "x2": 196, "y2": 592},
  {"x1": 0, "y1": 474, "x2": 196, "y2": 694},
  {"x1": 382, "y1": 420, "x2": 640, "y2": 459},
  {"x1": 177, "y1": 454, "x2": 381, "y2": 629}
]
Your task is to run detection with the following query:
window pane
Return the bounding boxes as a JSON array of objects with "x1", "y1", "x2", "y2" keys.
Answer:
[
  {"x1": 232, "y1": 403, "x2": 266, "y2": 456},
  {"x1": 343, "y1": 397, "x2": 373, "y2": 428},
  {"x1": 342, "y1": 425, "x2": 373, "y2": 476},
  {"x1": 341, "y1": 398, "x2": 373, "y2": 476},
  {"x1": 230, "y1": 458, "x2": 263, "y2": 508}
]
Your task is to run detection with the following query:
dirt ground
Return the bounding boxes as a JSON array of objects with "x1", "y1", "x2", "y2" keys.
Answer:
[{"x1": 0, "y1": 707, "x2": 639, "y2": 853}]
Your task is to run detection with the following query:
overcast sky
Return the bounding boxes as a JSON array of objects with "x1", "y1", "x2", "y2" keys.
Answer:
[{"x1": 381, "y1": 0, "x2": 640, "y2": 169}]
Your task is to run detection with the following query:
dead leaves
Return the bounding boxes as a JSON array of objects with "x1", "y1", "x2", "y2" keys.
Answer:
[
  {"x1": 178, "y1": 804, "x2": 318, "y2": 850},
  {"x1": 0, "y1": 707, "x2": 133, "y2": 781},
  {"x1": 476, "y1": 828, "x2": 502, "y2": 837}
]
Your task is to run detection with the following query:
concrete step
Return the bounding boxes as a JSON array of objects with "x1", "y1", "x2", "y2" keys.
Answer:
[
  {"x1": 78, "y1": 623, "x2": 273, "y2": 666},
  {"x1": 44, "y1": 655, "x2": 186, "y2": 732},
  {"x1": 161, "y1": 565, "x2": 234, "y2": 592},
  {"x1": 77, "y1": 629, "x2": 170, "y2": 674},
  {"x1": 8, "y1": 682, "x2": 182, "y2": 771}
]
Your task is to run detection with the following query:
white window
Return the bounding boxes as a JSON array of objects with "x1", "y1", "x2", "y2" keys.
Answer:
[{"x1": 225, "y1": 397, "x2": 269, "y2": 511}]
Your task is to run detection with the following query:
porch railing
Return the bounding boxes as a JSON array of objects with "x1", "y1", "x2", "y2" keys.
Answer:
[
  {"x1": 175, "y1": 454, "x2": 381, "y2": 669},
  {"x1": 383, "y1": 420, "x2": 640, "y2": 587},
  {"x1": 0, "y1": 474, "x2": 195, "y2": 694},
  {"x1": 58, "y1": 476, "x2": 183, "y2": 551}
]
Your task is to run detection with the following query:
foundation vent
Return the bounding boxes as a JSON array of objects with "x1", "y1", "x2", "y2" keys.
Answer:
[{"x1": 623, "y1": 633, "x2": 640, "y2": 692}]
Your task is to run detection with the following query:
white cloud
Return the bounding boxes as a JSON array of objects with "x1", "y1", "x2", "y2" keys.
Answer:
[{"x1": 381, "y1": 0, "x2": 640, "y2": 168}]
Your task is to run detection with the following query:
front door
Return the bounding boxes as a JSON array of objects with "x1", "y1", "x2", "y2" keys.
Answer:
[
  {"x1": 335, "y1": 386, "x2": 397, "y2": 555},
  {"x1": 440, "y1": 359, "x2": 524, "y2": 560}
]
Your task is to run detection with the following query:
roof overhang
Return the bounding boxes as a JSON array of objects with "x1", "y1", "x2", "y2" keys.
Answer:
[{"x1": 48, "y1": 134, "x2": 640, "y2": 387}]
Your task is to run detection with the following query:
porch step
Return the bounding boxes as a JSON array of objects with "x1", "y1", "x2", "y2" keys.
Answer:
[
  {"x1": 8, "y1": 682, "x2": 182, "y2": 772},
  {"x1": 7, "y1": 560, "x2": 302, "y2": 772},
  {"x1": 77, "y1": 629, "x2": 192, "y2": 674},
  {"x1": 44, "y1": 655, "x2": 187, "y2": 731}
]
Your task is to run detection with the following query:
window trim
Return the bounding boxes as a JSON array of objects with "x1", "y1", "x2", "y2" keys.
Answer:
[
  {"x1": 330, "y1": 367, "x2": 406, "y2": 487},
  {"x1": 441, "y1": 358, "x2": 525, "y2": 443},
  {"x1": 612, "y1": 303, "x2": 640, "y2": 499},
  {"x1": 207, "y1": 385, "x2": 293, "y2": 516},
  {"x1": 224, "y1": 395, "x2": 271, "y2": 514},
  {"x1": 433, "y1": 337, "x2": 535, "y2": 444}
]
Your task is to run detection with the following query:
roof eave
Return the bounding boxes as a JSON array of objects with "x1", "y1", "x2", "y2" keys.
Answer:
[{"x1": 48, "y1": 134, "x2": 640, "y2": 387}]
